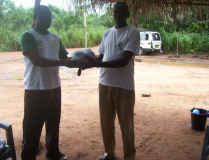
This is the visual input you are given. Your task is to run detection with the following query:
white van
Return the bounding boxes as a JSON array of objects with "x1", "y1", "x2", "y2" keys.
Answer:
[{"x1": 139, "y1": 31, "x2": 162, "y2": 54}]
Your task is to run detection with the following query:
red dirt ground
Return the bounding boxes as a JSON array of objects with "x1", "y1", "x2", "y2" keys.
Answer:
[{"x1": 0, "y1": 46, "x2": 209, "y2": 160}]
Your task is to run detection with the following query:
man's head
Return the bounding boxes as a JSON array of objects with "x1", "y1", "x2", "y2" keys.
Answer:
[
  {"x1": 34, "y1": 5, "x2": 52, "y2": 30},
  {"x1": 113, "y1": 2, "x2": 129, "y2": 26}
]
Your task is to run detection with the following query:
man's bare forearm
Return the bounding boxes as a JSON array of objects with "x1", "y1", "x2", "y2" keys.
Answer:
[
  {"x1": 30, "y1": 56, "x2": 77, "y2": 68},
  {"x1": 24, "y1": 51, "x2": 78, "y2": 68},
  {"x1": 91, "y1": 51, "x2": 134, "y2": 68},
  {"x1": 95, "y1": 58, "x2": 129, "y2": 68}
]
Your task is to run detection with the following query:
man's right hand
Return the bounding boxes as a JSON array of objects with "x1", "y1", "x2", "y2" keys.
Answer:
[{"x1": 63, "y1": 58, "x2": 79, "y2": 68}]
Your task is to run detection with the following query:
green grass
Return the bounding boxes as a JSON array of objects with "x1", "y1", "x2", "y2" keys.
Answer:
[
  {"x1": 0, "y1": 25, "x2": 107, "y2": 52},
  {"x1": 0, "y1": 27, "x2": 25, "y2": 52},
  {"x1": 159, "y1": 28, "x2": 209, "y2": 53},
  {"x1": 51, "y1": 25, "x2": 107, "y2": 48}
]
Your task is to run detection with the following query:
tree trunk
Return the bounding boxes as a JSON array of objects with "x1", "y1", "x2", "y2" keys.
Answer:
[
  {"x1": 132, "y1": 6, "x2": 138, "y2": 27},
  {"x1": 207, "y1": 12, "x2": 208, "y2": 29},
  {"x1": 32, "y1": 0, "x2": 41, "y2": 28}
]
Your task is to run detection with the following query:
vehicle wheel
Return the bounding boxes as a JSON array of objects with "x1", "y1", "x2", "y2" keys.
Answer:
[{"x1": 139, "y1": 48, "x2": 144, "y2": 55}]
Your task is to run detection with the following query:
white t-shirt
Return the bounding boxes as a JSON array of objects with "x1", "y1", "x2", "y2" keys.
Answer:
[
  {"x1": 21, "y1": 29, "x2": 63, "y2": 90},
  {"x1": 98, "y1": 25, "x2": 140, "y2": 90}
]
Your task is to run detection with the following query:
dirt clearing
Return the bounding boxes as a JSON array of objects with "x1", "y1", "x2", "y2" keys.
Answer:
[{"x1": 0, "y1": 47, "x2": 209, "y2": 160}]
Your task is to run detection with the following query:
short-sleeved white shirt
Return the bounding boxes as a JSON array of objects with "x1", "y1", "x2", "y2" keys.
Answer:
[
  {"x1": 98, "y1": 25, "x2": 140, "y2": 90},
  {"x1": 22, "y1": 29, "x2": 62, "y2": 90}
]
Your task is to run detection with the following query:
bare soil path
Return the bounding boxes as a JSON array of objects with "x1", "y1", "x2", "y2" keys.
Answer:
[{"x1": 0, "y1": 47, "x2": 209, "y2": 160}]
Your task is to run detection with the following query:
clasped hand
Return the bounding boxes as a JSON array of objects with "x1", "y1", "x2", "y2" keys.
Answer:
[{"x1": 77, "y1": 55, "x2": 97, "y2": 70}]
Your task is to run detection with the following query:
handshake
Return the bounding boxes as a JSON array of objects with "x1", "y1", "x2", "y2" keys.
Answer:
[{"x1": 71, "y1": 49, "x2": 98, "y2": 76}]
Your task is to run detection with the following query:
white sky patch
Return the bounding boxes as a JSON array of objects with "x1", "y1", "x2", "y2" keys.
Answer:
[
  {"x1": 13, "y1": 0, "x2": 69, "y2": 10},
  {"x1": 13, "y1": 0, "x2": 109, "y2": 16}
]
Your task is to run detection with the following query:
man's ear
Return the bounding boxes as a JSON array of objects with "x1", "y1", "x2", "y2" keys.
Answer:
[{"x1": 127, "y1": 12, "x2": 130, "y2": 18}]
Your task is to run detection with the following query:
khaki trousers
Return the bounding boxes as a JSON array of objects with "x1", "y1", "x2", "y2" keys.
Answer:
[{"x1": 99, "y1": 83, "x2": 136, "y2": 160}]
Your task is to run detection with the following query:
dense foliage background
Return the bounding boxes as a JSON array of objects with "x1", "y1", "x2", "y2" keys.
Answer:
[
  {"x1": 0, "y1": 0, "x2": 209, "y2": 54},
  {"x1": 135, "y1": 7, "x2": 209, "y2": 54}
]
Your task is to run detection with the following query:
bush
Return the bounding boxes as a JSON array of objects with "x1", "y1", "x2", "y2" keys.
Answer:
[
  {"x1": 0, "y1": 2, "x2": 107, "y2": 52},
  {"x1": 157, "y1": 28, "x2": 209, "y2": 53},
  {"x1": 49, "y1": 25, "x2": 107, "y2": 48}
]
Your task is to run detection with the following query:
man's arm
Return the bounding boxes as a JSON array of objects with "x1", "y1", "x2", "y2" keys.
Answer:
[
  {"x1": 83, "y1": 51, "x2": 134, "y2": 69},
  {"x1": 24, "y1": 50, "x2": 77, "y2": 68},
  {"x1": 21, "y1": 32, "x2": 78, "y2": 68}
]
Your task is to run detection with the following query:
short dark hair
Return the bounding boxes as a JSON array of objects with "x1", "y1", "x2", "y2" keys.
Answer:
[
  {"x1": 34, "y1": 5, "x2": 51, "y2": 19},
  {"x1": 114, "y1": 2, "x2": 129, "y2": 12}
]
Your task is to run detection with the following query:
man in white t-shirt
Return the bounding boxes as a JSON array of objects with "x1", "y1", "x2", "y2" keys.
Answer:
[
  {"x1": 82, "y1": 2, "x2": 140, "y2": 160},
  {"x1": 20, "y1": 5, "x2": 78, "y2": 160}
]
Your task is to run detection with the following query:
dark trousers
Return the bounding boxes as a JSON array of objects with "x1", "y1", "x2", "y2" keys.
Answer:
[{"x1": 21, "y1": 87, "x2": 62, "y2": 160}]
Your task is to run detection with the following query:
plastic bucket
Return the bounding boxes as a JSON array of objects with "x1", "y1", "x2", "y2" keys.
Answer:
[{"x1": 190, "y1": 108, "x2": 207, "y2": 131}]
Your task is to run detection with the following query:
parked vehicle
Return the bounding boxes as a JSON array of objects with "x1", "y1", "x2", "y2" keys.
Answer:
[{"x1": 139, "y1": 31, "x2": 163, "y2": 54}]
